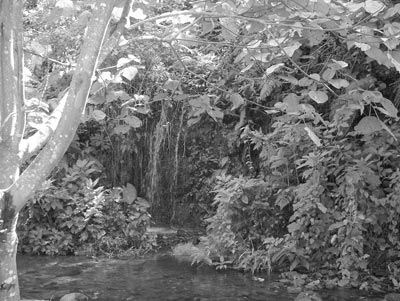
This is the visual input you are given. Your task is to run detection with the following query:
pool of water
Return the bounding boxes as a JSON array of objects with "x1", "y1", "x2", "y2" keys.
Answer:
[{"x1": 17, "y1": 254, "x2": 383, "y2": 300}]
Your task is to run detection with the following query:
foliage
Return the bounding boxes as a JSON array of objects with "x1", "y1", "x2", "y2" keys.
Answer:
[
  {"x1": 19, "y1": 0, "x2": 400, "y2": 291},
  {"x1": 18, "y1": 157, "x2": 154, "y2": 256}
]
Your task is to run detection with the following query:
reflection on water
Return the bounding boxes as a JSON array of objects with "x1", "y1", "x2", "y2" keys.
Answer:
[{"x1": 17, "y1": 254, "x2": 381, "y2": 301}]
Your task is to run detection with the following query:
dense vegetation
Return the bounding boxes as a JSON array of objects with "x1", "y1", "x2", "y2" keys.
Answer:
[{"x1": 18, "y1": 0, "x2": 400, "y2": 293}]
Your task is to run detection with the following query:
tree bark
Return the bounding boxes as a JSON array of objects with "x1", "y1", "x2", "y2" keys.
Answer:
[{"x1": 0, "y1": 195, "x2": 19, "y2": 301}]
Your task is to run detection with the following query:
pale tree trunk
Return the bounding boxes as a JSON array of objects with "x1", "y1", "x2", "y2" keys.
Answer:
[
  {"x1": 0, "y1": 1, "x2": 117, "y2": 300},
  {"x1": 0, "y1": 1, "x2": 25, "y2": 299}
]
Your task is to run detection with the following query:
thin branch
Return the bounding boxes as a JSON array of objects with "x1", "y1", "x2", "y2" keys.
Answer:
[
  {"x1": 24, "y1": 49, "x2": 72, "y2": 67},
  {"x1": 127, "y1": 11, "x2": 354, "y2": 33}
]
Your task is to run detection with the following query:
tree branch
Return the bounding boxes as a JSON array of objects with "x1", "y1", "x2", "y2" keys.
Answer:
[{"x1": 11, "y1": 0, "x2": 116, "y2": 212}]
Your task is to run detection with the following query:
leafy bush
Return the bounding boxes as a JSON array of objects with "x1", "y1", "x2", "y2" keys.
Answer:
[{"x1": 18, "y1": 158, "x2": 154, "y2": 256}]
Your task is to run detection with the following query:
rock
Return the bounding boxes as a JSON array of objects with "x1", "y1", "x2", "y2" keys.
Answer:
[
  {"x1": 385, "y1": 293, "x2": 400, "y2": 301},
  {"x1": 60, "y1": 293, "x2": 88, "y2": 301},
  {"x1": 295, "y1": 291, "x2": 323, "y2": 301}
]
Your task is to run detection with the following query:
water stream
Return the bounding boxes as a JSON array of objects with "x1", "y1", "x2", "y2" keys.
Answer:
[{"x1": 18, "y1": 254, "x2": 383, "y2": 300}]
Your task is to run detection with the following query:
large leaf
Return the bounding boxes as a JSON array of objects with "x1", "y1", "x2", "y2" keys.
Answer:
[
  {"x1": 230, "y1": 93, "x2": 245, "y2": 110},
  {"x1": 329, "y1": 79, "x2": 349, "y2": 89},
  {"x1": 377, "y1": 98, "x2": 399, "y2": 118},
  {"x1": 283, "y1": 41, "x2": 301, "y2": 57},
  {"x1": 91, "y1": 110, "x2": 106, "y2": 121},
  {"x1": 123, "y1": 183, "x2": 137, "y2": 204},
  {"x1": 282, "y1": 93, "x2": 301, "y2": 113},
  {"x1": 354, "y1": 116, "x2": 382, "y2": 134},
  {"x1": 124, "y1": 115, "x2": 142, "y2": 128},
  {"x1": 119, "y1": 66, "x2": 138, "y2": 81},
  {"x1": 364, "y1": 0, "x2": 386, "y2": 14},
  {"x1": 309, "y1": 91, "x2": 328, "y2": 104}
]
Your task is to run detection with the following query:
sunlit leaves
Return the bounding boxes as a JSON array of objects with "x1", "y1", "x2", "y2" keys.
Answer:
[
  {"x1": 329, "y1": 79, "x2": 349, "y2": 89},
  {"x1": 230, "y1": 93, "x2": 245, "y2": 110},
  {"x1": 119, "y1": 66, "x2": 138, "y2": 81},
  {"x1": 91, "y1": 109, "x2": 106, "y2": 121},
  {"x1": 308, "y1": 91, "x2": 328, "y2": 104},
  {"x1": 283, "y1": 41, "x2": 301, "y2": 57},
  {"x1": 364, "y1": 0, "x2": 386, "y2": 14},
  {"x1": 266, "y1": 63, "x2": 284, "y2": 75}
]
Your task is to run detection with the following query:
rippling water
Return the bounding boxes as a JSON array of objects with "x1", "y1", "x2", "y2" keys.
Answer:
[{"x1": 17, "y1": 254, "x2": 382, "y2": 300}]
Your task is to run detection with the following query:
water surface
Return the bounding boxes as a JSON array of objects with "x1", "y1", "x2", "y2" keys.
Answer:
[{"x1": 17, "y1": 254, "x2": 382, "y2": 300}]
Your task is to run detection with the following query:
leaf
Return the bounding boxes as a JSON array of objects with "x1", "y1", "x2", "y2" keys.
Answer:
[
  {"x1": 120, "y1": 66, "x2": 138, "y2": 81},
  {"x1": 187, "y1": 116, "x2": 201, "y2": 127},
  {"x1": 278, "y1": 75, "x2": 298, "y2": 85},
  {"x1": 322, "y1": 68, "x2": 336, "y2": 81},
  {"x1": 354, "y1": 42, "x2": 371, "y2": 51},
  {"x1": 298, "y1": 77, "x2": 314, "y2": 87},
  {"x1": 309, "y1": 73, "x2": 320, "y2": 81},
  {"x1": 164, "y1": 79, "x2": 180, "y2": 91},
  {"x1": 364, "y1": 0, "x2": 386, "y2": 14},
  {"x1": 331, "y1": 59, "x2": 348, "y2": 69},
  {"x1": 76, "y1": 10, "x2": 91, "y2": 29},
  {"x1": 283, "y1": 41, "x2": 301, "y2": 57},
  {"x1": 266, "y1": 63, "x2": 284, "y2": 75},
  {"x1": 377, "y1": 98, "x2": 398, "y2": 118},
  {"x1": 131, "y1": 7, "x2": 147, "y2": 20},
  {"x1": 113, "y1": 125, "x2": 130, "y2": 134},
  {"x1": 207, "y1": 108, "x2": 224, "y2": 121},
  {"x1": 309, "y1": 91, "x2": 329, "y2": 104},
  {"x1": 329, "y1": 79, "x2": 350, "y2": 89},
  {"x1": 220, "y1": 18, "x2": 239, "y2": 40},
  {"x1": 55, "y1": 0, "x2": 73, "y2": 9},
  {"x1": 136, "y1": 197, "x2": 150, "y2": 208},
  {"x1": 91, "y1": 110, "x2": 106, "y2": 121},
  {"x1": 282, "y1": 93, "x2": 301, "y2": 113},
  {"x1": 123, "y1": 183, "x2": 137, "y2": 204},
  {"x1": 354, "y1": 116, "x2": 382, "y2": 134},
  {"x1": 230, "y1": 93, "x2": 245, "y2": 110},
  {"x1": 124, "y1": 115, "x2": 142, "y2": 128},
  {"x1": 304, "y1": 126, "x2": 322, "y2": 147},
  {"x1": 317, "y1": 202, "x2": 327, "y2": 213},
  {"x1": 387, "y1": 51, "x2": 400, "y2": 73},
  {"x1": 106, "y1": 90, "x2": 131, "y2": 103},
  {"x1": 55, "y1": 0, "x2": 74, "y2": 17},
  {"x1": 384, "y1": 4, "x2": 400, "y2": 18},
  {"x1": 117, "y1": 57, "x2": 131, "y2": 68},
  {"x1": 365, "y1": 48, "x2": 393, "y2": 68},
  {"x1": 87, "y1": 94, "x2": 106, "y2": 105}
]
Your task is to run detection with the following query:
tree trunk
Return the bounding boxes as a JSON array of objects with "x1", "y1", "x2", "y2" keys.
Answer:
[{"x1": 0, "y1": 196, "x2": 20, "y2": 301}]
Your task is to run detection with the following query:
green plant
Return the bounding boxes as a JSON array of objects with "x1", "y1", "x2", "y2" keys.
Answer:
[{"x1": 18, "y1": 158, "x2": 153, "y2": 256}]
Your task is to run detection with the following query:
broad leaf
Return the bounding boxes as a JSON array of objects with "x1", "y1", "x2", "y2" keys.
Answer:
[
  {"x1": 230, "y1": 93, "x2": 245, "y2": 110},
  {"x1": 120, "y1": 66, "x2": 138, "y2": 81},
  {"x1": 124, "y1": 115, "x2": 142, "y2": 128},
  {"x1": 309, "y1": 91, "x2": 328, "y2": 103},
  {"x1": 354, "y1": 116, "x2": 382, "y2": 134},
  {"x1": 91, "y1": 110, "x2": 106, "y2": 121},
  {"x1": 123, "y1": 183, "x2": 137, "y2": 204},
  {"x1": 329, "y1": 79, "x2": 349, "y2": 89},
  {"x1": 283, "y1": 41, "x2": 301, "y2": 57}
]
